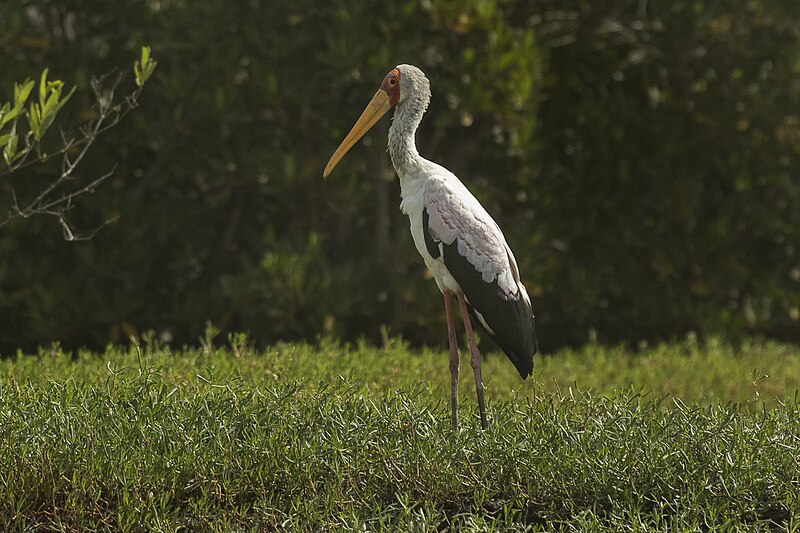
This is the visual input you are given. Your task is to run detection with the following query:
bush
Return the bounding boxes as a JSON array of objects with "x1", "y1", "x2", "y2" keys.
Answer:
[{"x1": 0, "y1": 1, "x2": 797, "y2": 351}]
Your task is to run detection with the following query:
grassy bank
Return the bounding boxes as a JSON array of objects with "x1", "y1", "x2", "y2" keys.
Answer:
[{"x1": 1, "y1": 338, "x2": 799, "y2": 530}]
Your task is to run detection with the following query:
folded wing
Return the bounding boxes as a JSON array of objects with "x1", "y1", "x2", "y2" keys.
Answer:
[{"x1": 422, "y1": 177, "x2": 537, "y2": 378}]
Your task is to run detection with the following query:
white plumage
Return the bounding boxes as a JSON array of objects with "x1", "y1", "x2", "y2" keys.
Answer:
[{"x1": 401, "y1": 162, "x2": 528, "y2": 299}]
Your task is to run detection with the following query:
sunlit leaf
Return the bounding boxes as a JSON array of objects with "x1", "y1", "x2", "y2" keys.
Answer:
[
  {"x1": 3, "y1": 124, "x2": 18, "y2": 165},
  {"x1": 14, "y1": 79, "x2": 35, "y2": 107},
  {"x1": 134, "y1": 46, "x2": 158, "y2": 88},
  {"x1": 38, "y1": 68, "x2": 49, "y2": 106}
]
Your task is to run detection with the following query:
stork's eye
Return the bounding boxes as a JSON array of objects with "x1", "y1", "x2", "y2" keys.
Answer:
[{"x1": 389, "y1": 78, "x2": 397, "y2": 86}]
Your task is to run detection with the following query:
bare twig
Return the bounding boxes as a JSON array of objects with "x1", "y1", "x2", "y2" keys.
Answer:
[{"x1": 0, "y1": 69, "x2": 145, "y2": 238}]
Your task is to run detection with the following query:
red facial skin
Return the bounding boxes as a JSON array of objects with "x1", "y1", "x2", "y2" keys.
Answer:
[{"x1": 380, "y1": 68, "x2": 401, "y2": 106}]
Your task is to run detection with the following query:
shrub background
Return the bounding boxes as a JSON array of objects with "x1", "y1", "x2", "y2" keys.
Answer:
[{"x1": 0, "y1": 0, "x2": 798, "y2": 351}]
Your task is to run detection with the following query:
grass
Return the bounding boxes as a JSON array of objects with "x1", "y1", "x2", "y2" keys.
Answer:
[{"x1": 1, "y1": 335, "x2": 799, "y2": 531}]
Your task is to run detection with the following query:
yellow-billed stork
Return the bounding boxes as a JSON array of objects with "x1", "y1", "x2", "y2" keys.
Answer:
[{"x1": 324, "y1": 64, "x2": 537, "y2": 429}]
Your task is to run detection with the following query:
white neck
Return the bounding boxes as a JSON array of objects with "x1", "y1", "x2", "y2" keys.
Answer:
[
  {"x1": 389, "y1": 70, "x2": 431, "y2": 183},
  {"x1": 388, "y1": 104, "x2": 421, "y2": 176}
]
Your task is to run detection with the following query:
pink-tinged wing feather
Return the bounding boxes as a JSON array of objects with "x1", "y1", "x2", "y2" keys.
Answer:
[{"x1": 424, "y1": 176, "x2": 522, "y2": 302}]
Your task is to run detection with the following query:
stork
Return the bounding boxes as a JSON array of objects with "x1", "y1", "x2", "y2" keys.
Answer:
[{"x1": 324, "y1": 64, "x2": 537, "y2": 430}]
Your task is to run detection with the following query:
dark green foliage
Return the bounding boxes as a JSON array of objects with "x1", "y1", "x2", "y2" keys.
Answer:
[
  {"x1": 526, "y1": 0, "x2": 800, "y2": 345},
  {"x1": 0, "y1": 1, "x2": 798, "y2": 350}
]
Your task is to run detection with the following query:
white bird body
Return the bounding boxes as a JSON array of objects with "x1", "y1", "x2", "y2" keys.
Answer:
[
  {"x1": 324, "y1": 64, "x2": 537, "y2": 428},
  {"x1": 399, "y1": 161, "x2": 462, "y2": 293},
  {"x1": 399, "y1": 161, "x2": 530, "y2": 312}
]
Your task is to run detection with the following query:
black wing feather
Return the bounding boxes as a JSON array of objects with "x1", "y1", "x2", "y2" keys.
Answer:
[{"x1": 422, "y1": 208, "x2": 440, "y2": 259}]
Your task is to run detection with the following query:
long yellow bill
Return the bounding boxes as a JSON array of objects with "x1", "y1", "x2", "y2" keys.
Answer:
[{"x1": 323, "y1": 89, "x2": 392, "y2": 178}]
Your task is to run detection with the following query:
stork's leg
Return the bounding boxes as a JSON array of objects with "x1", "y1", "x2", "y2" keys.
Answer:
[
  {"x1": 456, "y1": 291, "x2": 488, "y2": 429},
  {"x1": 443, "y1": 290, "x2": 459, "y2": 430}
]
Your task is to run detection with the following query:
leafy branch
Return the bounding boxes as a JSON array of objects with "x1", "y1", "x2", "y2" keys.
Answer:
[{"x1": 0, "y1": 46, "x2": 157, "y2": 239}]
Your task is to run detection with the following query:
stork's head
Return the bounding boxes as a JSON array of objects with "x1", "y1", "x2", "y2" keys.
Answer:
[{"x1": 323, "y1": 64, "x2": 430, "y2": 178}]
